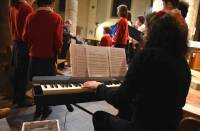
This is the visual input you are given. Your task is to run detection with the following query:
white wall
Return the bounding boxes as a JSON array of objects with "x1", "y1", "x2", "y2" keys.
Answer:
[{"x1": 131, "y1": 0, "x2": 151, "y2": 22}]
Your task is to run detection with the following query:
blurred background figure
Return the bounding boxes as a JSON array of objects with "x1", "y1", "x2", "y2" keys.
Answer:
[
  {"x1": 178, "y1": 1, "x2": 189, "y2": 19},
  {"x1": 128, "y1": 15, "x2": 146, "y2": 63},
  {"x1": 59, "y1": 20, "x2": 74, "y2": 60},
  {"x1": 98, "y1": 27, "x2": 112, "y2": 47},
  {"x1": 162, "y1": 0, "x2": 186, "y2": 26},
  {"x1": 23, "y1": 0, "x2": 63, "y2": 119},
  {"x1": 8, "y1": 0, "x2": 34, "y2": 108},
  {"x1": 113, "y1": 4, "x2": 128, "y2": 48},
  {"x1": 134, "y1": 16, "x2": 145, "y2": 32}
]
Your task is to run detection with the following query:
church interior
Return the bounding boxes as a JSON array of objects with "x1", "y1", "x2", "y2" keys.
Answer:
[{"x1": 0, "y1": 0, "x2": 200, "y2": 130}]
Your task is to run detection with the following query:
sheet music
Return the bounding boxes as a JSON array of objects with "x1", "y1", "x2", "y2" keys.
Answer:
[
  {"x1": 86, "y1": 46, "x2": 110, "y2": 77},
  {"x1": 109, "y1": 47, "x2": 127, "y2": 77},
  {"x1": 70, "y1": 44, "x2": 88, "y2": 77},
  {"x1": 70, "y1": 44, "x2": 127, "y2": 78}
]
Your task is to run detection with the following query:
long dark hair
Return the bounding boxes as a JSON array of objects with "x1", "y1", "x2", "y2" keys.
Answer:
[
  {"x1": 145, "y1": 11, "x2": 188, "y2": 56},
  {"x1": 10, "y1": 0, "x2": 20, "y2": 6},
  {"x1": 162, "y1": 0, "x2": 179, "y2": 7},
  {"x1": 36, "y1": 0, "x2": 55, "y2": 7}
]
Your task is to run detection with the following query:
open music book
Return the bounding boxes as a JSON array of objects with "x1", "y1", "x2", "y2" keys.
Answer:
[{"x1": 70, "y1": 44, "x2": 127, "y2": 78}]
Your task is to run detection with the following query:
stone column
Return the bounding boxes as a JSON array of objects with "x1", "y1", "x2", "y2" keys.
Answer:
[
  {"x1": 65, "y1": 0, "x2": 78, "y2": 36},
  {"x1": 86, "y1": 0, "x2": 97, "y2": 39},
  {"x1": 185, "y1": 0, "x2": 200, "y2": 40},
  {"x1": 65, "y1": 0, "x2": 78, "y2": 66},
  {"x1": 0, "y1": 0, "x2": 13, "y2": 98},
  {"x1": 0, "y1": 0, "x2": 11, "y2": 47}
]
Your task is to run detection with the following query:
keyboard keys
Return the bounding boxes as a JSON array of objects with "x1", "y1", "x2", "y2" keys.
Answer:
[{"x1": 40, "y1": 81, "x2": 121, "y2": 95}]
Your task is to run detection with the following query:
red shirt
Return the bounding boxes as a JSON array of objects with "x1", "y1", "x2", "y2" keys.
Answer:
[
  {"x1": 161, "y1": 9, "x2": 187, "y2": 27},
  {"x1": 113, "y1": 17, "x2": 129, "y2": 47},
  {"x1": 23, "y1": 9, "x2": 63, "y2": 58},
  {"x1": 9, "y1": 1, "x2": 33, "y2": 41},
  {"x1": 99, "y1": 35, "x2": 112, "y2": 47}
]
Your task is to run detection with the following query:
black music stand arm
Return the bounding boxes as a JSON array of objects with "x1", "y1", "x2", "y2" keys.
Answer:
[{"x1": 72, "y1": 104, "x2": 94, "y2": 115}]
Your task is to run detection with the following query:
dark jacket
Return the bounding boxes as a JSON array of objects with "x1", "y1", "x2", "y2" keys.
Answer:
[{"x1": 96, "y1": 48, "x2": 191, "y2": 130}]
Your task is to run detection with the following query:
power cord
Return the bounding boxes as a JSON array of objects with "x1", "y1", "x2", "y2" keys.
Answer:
[{"x1": 64, "y1": 110, "x2": 68, "y2": 131}]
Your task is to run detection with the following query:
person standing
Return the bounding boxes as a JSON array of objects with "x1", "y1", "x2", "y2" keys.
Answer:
[
  {"x1": 162, "y1": 0, "x2": 186, "y2": 26},
  {"x1": 178, "y1": 1, "x2": 189, "y2": 19},
  {"x1": 59, "y1": 19, "x2": 76, "y2": 60},
  {"x1": 8, "y1": 0, "x2": 34, "y2": 107},
  {"x1": 113, "y1": 5, "x2": 129, "y2": 48},
  {"x1": 23, "y1": 0, "x2": 63, "y2": 119},
  {"x1": 99, "y1": 27, "x2": 112, "y2": 47}
]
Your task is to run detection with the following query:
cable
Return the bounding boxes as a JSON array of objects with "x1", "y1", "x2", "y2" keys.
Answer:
[{"x1": 64, "y1": 110, "x2": 68, "y2": 131}]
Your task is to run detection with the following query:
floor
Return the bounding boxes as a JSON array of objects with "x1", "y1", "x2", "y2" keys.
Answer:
[{"x1": 5, "y1": 101, "x2": 118, "y2": 131}]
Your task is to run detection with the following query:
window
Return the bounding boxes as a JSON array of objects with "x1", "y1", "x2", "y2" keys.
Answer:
[{"x1": 111, "y1": 0, "x2": 132, "y2": 17}]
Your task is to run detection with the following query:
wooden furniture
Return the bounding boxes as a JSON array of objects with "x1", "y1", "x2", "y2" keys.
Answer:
[
  {"x1": 183, "y1": 88, "x2": 200, "y2": 120},
  {"x1": 191, "y1": 52, "x2": 200, "y2": 71},
  {"x1": 180, "y1": 117, "x2": 200, "y2": 131},
  {"x1": 188, "y1": 41, "x2": 200, "y2": 70},
  {"x1": 191, "y1": 69, "x2": 200, "y2": 90}
]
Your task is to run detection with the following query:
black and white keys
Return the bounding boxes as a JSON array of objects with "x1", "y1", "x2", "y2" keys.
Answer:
[{"x1": 40, "y1": 81, "x2": 121, "y2": 95}]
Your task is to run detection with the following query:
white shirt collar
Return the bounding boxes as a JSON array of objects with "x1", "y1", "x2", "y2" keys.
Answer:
[{"x1": 37, "y1": 7, "x2": 53, "y2": 12}]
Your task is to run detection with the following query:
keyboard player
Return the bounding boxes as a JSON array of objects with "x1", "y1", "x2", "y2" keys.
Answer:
[{"x1": 81, "y1": 12, "x2": 191, "y2": 131}]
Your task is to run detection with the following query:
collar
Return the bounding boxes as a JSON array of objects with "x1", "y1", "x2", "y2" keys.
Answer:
[
  {"x1": 104, "y1": 34, "x2": 110, "y2": 36},
  {"x1": 37, "y1": 7, "x2": 53, "y2": 12}
]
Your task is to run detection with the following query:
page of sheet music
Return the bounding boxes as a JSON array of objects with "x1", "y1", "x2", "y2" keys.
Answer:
[
  {"x1": 70, "y1": 44, "x2": 88, "y2": 77},
  {"x1": 109, "y1": 47, "x2": 128, "y2": 77},
  {"x1": 86, "y1": 46, "x2": 110, "y2": 77}
]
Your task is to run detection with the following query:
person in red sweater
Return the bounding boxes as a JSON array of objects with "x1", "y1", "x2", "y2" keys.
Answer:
[
  {"x1": 113, "y1": 5, "x2": 129, "y2": 48},
  {"x1": 99, "y1": 27, "x2": 112, "y2": 47},
  {"x1": 161, "y1": 0, "x2": 188, "y2": 45},
  {"x1": 161, "y1": 0, "x2": 187, "y2": 27},
  {"x1": 8, "y1": 0, "x2": 34, "y2": 107},
  {"x1": 23, "y1": 0, "x2": 63, "y2": 119}
]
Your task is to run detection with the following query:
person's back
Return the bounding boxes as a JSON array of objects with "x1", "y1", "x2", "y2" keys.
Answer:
[
  {"x1": 23, "y1": 0, "x2": 63, "y2": 119},
  {"x1": 8, "y1": 0, "x2": 34, "y2": 107},
  {"x1": 24, "y1": 9, "x2": 62, "y2": 58},
  {"x1": 9, "y1": 1, "x2": 33, "y2": 41},
  {"x1": 130, "y1": 48, "x2": 190, "y2": 130},
  {"x1": 99, "y1": 26, "x2": 112, "y2": 47}
]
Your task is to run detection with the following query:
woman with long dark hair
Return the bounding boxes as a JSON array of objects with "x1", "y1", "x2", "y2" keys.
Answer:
[{"x1": 82, "y1": 12, "x2": 191, "y2": 131}]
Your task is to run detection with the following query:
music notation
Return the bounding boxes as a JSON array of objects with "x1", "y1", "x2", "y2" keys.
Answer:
[{"x1": 70, "y1": 44, "x2": 128, "y2": 78}]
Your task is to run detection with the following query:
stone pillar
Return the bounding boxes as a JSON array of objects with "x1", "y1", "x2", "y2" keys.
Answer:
[
  {"x1": 0, "y1": 0, "x2": 11, "y2": 47},
  {"x1": 185, "y1": 0, "x2": 200, "y2": 40},
  {"x1": 0, "y1": 0, "x2": 13, "y2": 98},
  {"x1": 65, "y1": 0, "x2": 78, "y2": 36},
  {"x1": 86, "y1": 0, "x2": 97, "y2": 39},
  {"x1": 65, "y1": 0, "x2": 78, "y2": 66}
]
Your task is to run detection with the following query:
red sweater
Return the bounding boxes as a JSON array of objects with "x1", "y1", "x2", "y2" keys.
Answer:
[
  {"x1": 99, "y1": 35, "x2": 112, "y2": 47},
  {"x1": 23, "y1": 9, "x2": 63, "y2": 58},
  {"x1": 9, "y1": 2, "x2": 33, "y2": 41},
  {"x1": 113, "y1": 17, "x2": 129, "y2": 47}
]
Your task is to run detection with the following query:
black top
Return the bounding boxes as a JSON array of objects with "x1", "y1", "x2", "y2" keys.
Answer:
[{"x1": 96, "y1": 48, "x2": 191, "y2": 130}]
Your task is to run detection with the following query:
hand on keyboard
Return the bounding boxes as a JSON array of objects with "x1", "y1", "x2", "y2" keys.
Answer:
[{"x1": 81, "y1": 81, "x2": 102, "y2": 89}]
